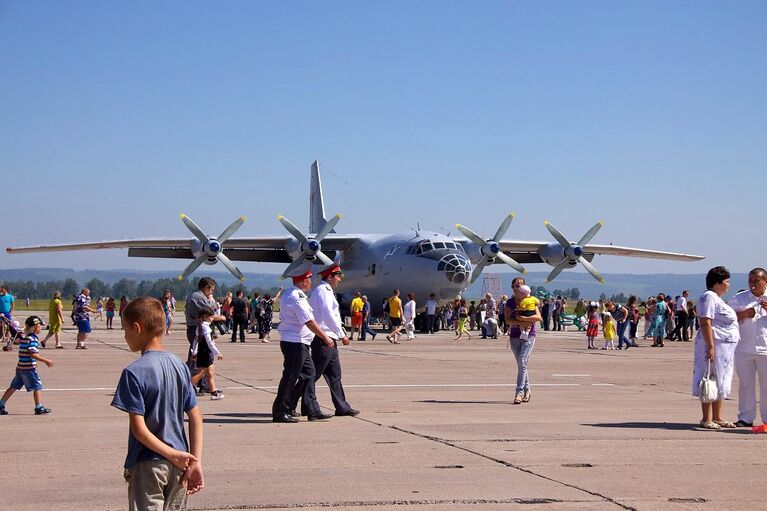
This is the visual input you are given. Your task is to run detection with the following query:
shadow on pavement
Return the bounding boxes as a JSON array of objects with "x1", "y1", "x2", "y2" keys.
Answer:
[
  {"x1": 203, "y1": 412, "x2": 273, "y2": 424},
  {"x1": 417, "y1": 399, "x2": 513, "y2": 405},
  {"x1": 587, "y1": 421, "x2": 755, "y2": 433}
]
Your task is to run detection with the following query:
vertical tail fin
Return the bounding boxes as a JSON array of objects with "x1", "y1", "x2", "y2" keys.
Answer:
[{"x1": 309, "y1": 160, "x2": 327, "y2": 234}]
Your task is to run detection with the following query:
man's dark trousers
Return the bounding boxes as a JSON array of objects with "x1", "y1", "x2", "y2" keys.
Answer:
[
  {"x1": 186, "y1": 325, "x2": 208, "y2": 391},
  {"x1": 426, "y1": 314, "x2": 436, "y2": 333},
  {"x1": 311, "y1": 336, "x2": 352, "y2": 414},
  {"x1": 274, "y1": 342, "x2": 320, "y2": 418},
  {"x1": 231, "y1": 314, "x2": 248, "y2": 342},
  {"x1": 673, "y1": 311, "x2": 689, "y2": 341}
]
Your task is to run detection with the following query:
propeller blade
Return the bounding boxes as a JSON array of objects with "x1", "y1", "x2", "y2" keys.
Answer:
[
  {"x1": 218, "y1": 216, "x2": 246, "y2": 243},
  {"x1": 576, "y1": 221, "x2": 603, "y2": 247},
  {"x1": 217, "y1": 253, "x2": 245, "y2": 282},
  {"x1": 492, "y1": 213, "x2": 515, "y2": 242},
  {"x1": 469, "y1": 258, "x2": 490, "y2": 284},
  {"x1": 281, "y1": 257, "x2": 307, "y2": 280},
  {"x1": 180, "y1": 214, "x2": 208, "y2": 243},
  {"x1": 455, "y1": 224, "x2": 486, "y2": 246},
  {"x1": 315, "y1": 250, "x2": 334, "y2": 266},
  {"x1": 544, "y1": 220, "x2": 570, "y2": 248},
  {"x1": 545, "y1": 259, "x2": 570, "y2": 283},
  {"x1": 177, "y1": 255, "x2": 206, "y2": 281},
  {"x1": 314, "y1": 214, "x2": 341, "y2": 241},
  {"x1": 278, "y1": 215, "x2": 308, "y2": 243},
  {"x1": 496, "y1": 251, "x2": 527, "y2": 274},
  {"x1": 579, "y1": 257, "x2": 605, "y2": 284}
]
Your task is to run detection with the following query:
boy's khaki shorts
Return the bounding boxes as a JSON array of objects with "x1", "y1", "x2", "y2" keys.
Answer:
[{"x1": 124, "y1": 459, "x2": 187, "y2": 511}]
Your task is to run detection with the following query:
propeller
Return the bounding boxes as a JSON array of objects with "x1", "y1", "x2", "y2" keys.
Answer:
[
  {"x1": 543, "y1": 220, "x2": 604, "y2": 283},
  {"x1": 278, "y1": 213, "x2": 341, "y2": 279},
  {"x1": 455, "y1": 213, "x2": 526, "y2": 284},
  {"x1": 177, "y1": 214, "x2": 247, "y2": 282}
]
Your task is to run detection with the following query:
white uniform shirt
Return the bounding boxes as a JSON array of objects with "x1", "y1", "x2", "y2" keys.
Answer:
[
  {"x1": 404, "y1": 299, "x2": 416, "y2": 322},
  {"x1": 425, "y1": 299, "x2": 437, "y2": 315},
  {"x1": 676, "y1": 296, "x2": 688, "y2": 313},
  {"x1": 729, "y1": 290, "x2": 767, "y2": 355},
  {"x1": 277, "y1": 286, "x2": 315, "y2": 345},
  {"x1": 696, "y1": 290, "x2": 740, "y2": 344},
  {"x1": 309, "y1": 281, "x2": 345, "y2": 339}
]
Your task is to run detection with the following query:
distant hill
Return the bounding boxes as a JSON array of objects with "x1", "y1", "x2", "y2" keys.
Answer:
[{"x1": 0, "y1": 267, "x2": 282, "y2": 288}]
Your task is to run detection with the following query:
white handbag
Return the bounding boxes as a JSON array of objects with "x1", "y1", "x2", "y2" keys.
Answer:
[{"x1": 699, "y1": 360, "x2": 718, "y2": 403}]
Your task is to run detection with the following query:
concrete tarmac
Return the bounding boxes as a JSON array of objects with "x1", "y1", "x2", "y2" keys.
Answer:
[{"x1": 0, "y1": 315, "x2": 764, "y2": 511}]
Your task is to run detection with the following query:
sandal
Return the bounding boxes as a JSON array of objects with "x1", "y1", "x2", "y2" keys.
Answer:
[
  {"x1": 713, "y1": 420, "x2": 736, "y2": 429},
  {"x1": 522, "y1": 390, "x2": 531, "y2": 402},
  {"x1": 513, "y1": 394, "x2": 523, "y2": 405},
  {"x1": 699, "y1": 420, "x2": 721, "y2": 430}
]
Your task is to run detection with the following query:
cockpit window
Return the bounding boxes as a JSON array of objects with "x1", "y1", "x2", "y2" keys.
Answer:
[{"x1": 433, "y1": 242, "x2": 446, "y2": 249}]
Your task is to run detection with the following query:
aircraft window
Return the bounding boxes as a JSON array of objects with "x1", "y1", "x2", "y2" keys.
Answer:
[
  {"x1": 434, "y1": 242, "x2": 446, "y2": 249},
  {"x1": 446, "y1": 242, "x2": 456, "y2": 250},
  {"x1": 423, "y1": 242, "x2": 433, "y2": 252}
]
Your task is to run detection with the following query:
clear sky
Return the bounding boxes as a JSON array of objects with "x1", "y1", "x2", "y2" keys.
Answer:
[{"x1": 2, "y1": 1, "x2": 765, "y2": 276}]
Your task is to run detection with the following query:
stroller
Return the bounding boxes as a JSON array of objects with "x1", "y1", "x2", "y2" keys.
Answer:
[{"x1": 1, "y1": 315, "x2": 24, "y2": 352}]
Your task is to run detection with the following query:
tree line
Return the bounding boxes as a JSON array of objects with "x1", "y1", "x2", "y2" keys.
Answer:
[{"x1": 0, "y1": 277, "x2": 281, "y2": 301}]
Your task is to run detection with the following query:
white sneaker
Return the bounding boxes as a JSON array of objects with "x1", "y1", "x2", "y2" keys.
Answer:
[{"x1": 211, "y1": 391, "x2": 225, "y2": 400}]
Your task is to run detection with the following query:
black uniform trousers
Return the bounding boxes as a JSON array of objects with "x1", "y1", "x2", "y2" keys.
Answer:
[
  {"x1": 311, "y1": 336, "x2": 352, "y2": 414},
  {"x1": 273, "y1": 342, "x2": 320, "y2": 418}
]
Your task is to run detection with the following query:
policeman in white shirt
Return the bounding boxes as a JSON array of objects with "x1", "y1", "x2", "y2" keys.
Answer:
[
  {"x1": 307, "y1": 264, "x2": 359, "y2": 417},
  {"x1": 272, "y1": 266, "x2": 334, "y2": 423},
  {"x1": 729, "y1": 268, "x2": 767, "y2": 427}
]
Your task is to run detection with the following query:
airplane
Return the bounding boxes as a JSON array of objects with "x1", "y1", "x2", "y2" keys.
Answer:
[{"x1": 7, "y1": 161, "x2": 704, "y2": 314}]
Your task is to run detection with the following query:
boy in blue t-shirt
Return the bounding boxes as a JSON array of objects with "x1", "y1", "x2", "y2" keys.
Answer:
[
  {"x1": 112, "y1": 297, "x2": 204, "y2": 510},
  {"x1": 0, "y1": 315, "x2": 54, "y2": 415}
]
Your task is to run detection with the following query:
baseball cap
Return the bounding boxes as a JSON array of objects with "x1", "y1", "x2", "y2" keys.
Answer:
[{"x1": 25, "y1": 316, "x2": 46, "y2": 328}]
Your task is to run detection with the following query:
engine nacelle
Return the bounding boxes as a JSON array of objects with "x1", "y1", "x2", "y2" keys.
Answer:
[{"x1": 538, "y1": 243, "x2": 575, "y2": 268}]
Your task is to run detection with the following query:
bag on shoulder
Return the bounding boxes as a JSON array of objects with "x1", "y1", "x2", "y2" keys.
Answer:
[{"x1": 698, "y1": 360, "x2": 718, "y2": 403}]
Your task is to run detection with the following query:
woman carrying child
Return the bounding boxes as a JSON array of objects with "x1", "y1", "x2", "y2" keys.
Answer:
[{"x1": 191, "y1": 308, "x2": 225, "y2": 400}]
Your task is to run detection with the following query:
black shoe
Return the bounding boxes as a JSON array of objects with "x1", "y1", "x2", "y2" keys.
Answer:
[
  {"x1": 273, "y1": 414, "x2": 299, "y2": 423},
  {"x1": 0, "y1": 407, "x2": 7, "y2": 415},
  {"x1": 336, "y1": 408, "x2": 360, "y2": 417},
  {"x1": 230, "y1": 340, "x2": 237, "y2": 343},
  {"x1": 288, "y1": 409, "x2": 301, "y2": 418},
  {"x1": 734, "y1": 420, "x2": 753, "y2": 427},
  {"x1": 35, "y1": 406, "x2": 51, "y2": 415},
  {"x1": 240, "y1": 340, "x2": 246, "y2": 343},
  {"x1": 307, "y1": 412, "x2": 333, "y2": 421}
]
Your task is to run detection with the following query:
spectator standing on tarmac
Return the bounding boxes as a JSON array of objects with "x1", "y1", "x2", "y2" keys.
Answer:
[
  {"x1": 185, "y1": 278, "x2": 224, "y2": 394},
  {"x1": 349, "y1": 292, "x2": 364, "y2": 341},
  {"x1": 404, "y1": 293, "x2": 417, "y2": 341},
  {"x1": 271, "y1": 267, "x2": 333, "y2": 423},
  {"x1": 0, "y1": 285, "x2": 16, "y2": 340},
  {"x1": 729, "y1": 268, "x2": 767, "y2": 427},
  {"x1": 360, "y1": 295, "x2": 377, "y2": 341},
  {"x1": 230, "y1": 290, "x2": 250, "y2": 343},
  {"x1": 386, "y1": 289, "x2": 404, "y2": 344},
  {"x1": 307, "y1": 265, "x2": 359, "y2": 417},
  {"x1": 672, "y1": 291, "x2": 690, "y2": 341},
  {"x1": 425, "y1": 294, "x2": 438, "y2": 334}
]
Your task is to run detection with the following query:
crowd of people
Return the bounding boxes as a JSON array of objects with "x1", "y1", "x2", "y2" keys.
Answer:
[{"x1": 1, "y1": 264, "x2": 766, "y2": 509}]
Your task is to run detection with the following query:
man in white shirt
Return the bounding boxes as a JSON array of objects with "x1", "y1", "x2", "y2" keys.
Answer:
[
  {"x1": 272, "y1": 267, "x2": 334, "y2": 423},
  {"x1": 729, "y1": 268, "x2": 767, "y2": 427},
  {"x1": 404, "y1": 293, "x2": 417, "y2": 340},
  {"x1": 425, "y1": 294, "x2": 438, "y2": 333},
  {"x1": 308, "y1": 264, "x2": 359, "y2": 417},
  {"x1": 672, "y1": 290, "x2": 689, "y2": 341}
]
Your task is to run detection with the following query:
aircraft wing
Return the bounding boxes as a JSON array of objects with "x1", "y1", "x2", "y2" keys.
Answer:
[
  {"x1": 486, "y1": 240, "x2": 704, "y2": 263},
  {"x1": 6, "y1": 236, "x2": 359, "y2": 263}
]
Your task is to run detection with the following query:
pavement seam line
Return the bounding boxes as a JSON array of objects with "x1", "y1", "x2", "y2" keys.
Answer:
[{"x1": 193, "y1": 497, "x2": 587, "y2": 509}]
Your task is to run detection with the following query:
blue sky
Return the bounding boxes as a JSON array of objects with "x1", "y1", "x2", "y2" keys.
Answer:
[{"x1": 2, "y1": 1, "x2": 765, "y2": 275}]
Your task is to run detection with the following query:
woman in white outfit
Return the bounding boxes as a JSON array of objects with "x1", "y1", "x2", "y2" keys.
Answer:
[
  {"x1": 404, "y1": 293, "x2": 417, "y2": 341},
  {"x1": 692, "y1": 266, "x2": 740, "y2": 430}
]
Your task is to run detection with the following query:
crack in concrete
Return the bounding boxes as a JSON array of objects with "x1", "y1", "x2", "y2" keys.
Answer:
[{"x1": 195, "y1": 497, "x2": 574, "y2": 509}]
